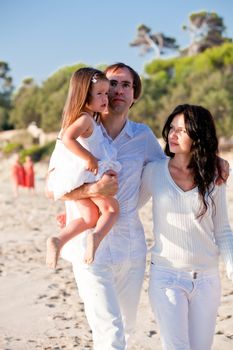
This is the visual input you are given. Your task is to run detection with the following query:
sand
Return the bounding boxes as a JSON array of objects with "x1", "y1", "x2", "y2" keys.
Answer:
[{"x1": 0, "y1": 155, "x2": 233, "y2": 350}]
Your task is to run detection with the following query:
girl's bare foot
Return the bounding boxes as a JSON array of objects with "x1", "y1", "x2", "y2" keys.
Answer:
[
  {"x1": 56, "y1": 212, "x2": 66, "y2": 228},
  {"x1": 84, "y1": 232, "x2": 102, "y2": 264},
  {"x1": 46, "y1": 237, "x2": 61, "y2": 269}
]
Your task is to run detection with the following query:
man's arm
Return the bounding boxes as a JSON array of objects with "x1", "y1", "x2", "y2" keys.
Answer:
[
  {"x1": 216, "y1": 156, "x2": 230, "y2": 185},
  {"x1": 62, "y1": 171, "x2": 118, "y2": 201}
]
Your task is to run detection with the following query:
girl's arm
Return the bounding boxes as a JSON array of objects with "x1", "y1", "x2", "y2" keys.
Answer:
[
  {"x1": 213, "y1": 184, "x2": 233, "y2": 282},
  {"x1": 62, "y1": 114, "x2": 98, "y2": 173}
]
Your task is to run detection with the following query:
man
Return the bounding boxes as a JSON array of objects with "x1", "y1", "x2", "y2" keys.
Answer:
[{"x1": 60, "y1": 63, "x2": 165, "y2": 349}]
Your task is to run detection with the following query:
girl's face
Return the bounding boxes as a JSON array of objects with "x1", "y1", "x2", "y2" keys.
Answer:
[
  {"x1": 86, "y1": 80, "x2": 109, "y2": 113},
  {"x1": 168, "y1": 113, "x2": 193, "y2": 155}
]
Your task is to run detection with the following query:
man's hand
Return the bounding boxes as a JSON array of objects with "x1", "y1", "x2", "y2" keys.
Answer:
[
  {"x1": 216, "y1": 156, "x2": 230, "y2": 185},
  {"x1": 90, "y1": 170, "x2": 118, "y2": 197},
  {"x1": 62, "y1": 170, "x2": 118, "y2": 201}
]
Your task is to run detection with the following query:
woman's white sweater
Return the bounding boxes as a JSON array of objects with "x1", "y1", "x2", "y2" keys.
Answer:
[{"x1": 139, "y1": 158, "x2": 233, "y2": 281}]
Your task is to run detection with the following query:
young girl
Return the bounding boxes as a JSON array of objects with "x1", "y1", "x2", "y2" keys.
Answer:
[
  {"x1": 46, "y1": 67, "x2": 121, "y2": 269},
  {"x1": 140, "y1": 104, "x2": 233, "y2": 350}
]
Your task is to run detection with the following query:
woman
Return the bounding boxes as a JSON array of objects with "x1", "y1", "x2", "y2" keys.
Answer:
[
  {"x1": 23, "y1": 155, "x2": 35, "y2": 193},
  {"x1": 11, "y1": 153, "x2": 25, "y2": 197},
  {"x1": 140, "y1": 104, "x2": 233, "y2": 350}
]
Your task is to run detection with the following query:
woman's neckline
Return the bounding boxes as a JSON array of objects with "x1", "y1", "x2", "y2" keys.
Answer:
[{"x1": 165, "y1": 158, "x2": 197, "y2": 194}]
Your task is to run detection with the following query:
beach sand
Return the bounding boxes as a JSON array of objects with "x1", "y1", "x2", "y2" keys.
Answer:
[{"x1": 0, "y1": 155, "x2": 233, "y2": 350}]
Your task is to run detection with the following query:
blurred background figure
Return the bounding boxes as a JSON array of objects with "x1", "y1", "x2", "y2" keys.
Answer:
[
  {"x1": 10, "y1": 153, "x2": 25, "y2": 197},
  {"x1": 23, "y1": 155, "x2": 35, "y2": 194}
]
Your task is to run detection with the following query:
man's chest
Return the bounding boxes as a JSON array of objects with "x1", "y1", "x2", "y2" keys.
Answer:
[{"x1": 113, "y1": 137, "x2": 146, "y2": 183}]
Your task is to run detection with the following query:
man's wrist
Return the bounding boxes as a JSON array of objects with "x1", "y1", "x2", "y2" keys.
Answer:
[
  {"x1": 87, "y1": 181, "x2": 100, "y2": 198},
  {"x1": 61, "y1": 181, "x2": 98, "y2": 201}
]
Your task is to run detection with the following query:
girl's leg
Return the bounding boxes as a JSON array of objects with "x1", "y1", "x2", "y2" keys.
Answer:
[
  {"x1": 84, "y1": 197, "x2": 119, "y2": 264},
  {"x1": 46, "y1": 198, "x2": 99, "y2": 268}
]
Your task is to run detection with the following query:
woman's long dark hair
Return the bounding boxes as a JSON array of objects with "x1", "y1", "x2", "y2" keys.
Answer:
[{"x1": 162, "y1": 104, "x2": 220, "y2": 218}]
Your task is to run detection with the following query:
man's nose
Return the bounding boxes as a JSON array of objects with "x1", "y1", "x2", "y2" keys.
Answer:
[{"x1": 115, "y1": 83, "x2": 124, "y2": 93}]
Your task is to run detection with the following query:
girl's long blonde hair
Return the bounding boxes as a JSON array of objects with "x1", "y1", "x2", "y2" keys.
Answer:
[{"x1": 62, "y1": 67, "x2": 108, "y2": 130}]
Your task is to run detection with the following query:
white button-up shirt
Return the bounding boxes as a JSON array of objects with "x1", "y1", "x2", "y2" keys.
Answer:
[{"x1": 62, "y1": 120, "x2": 165, "y2": 265}]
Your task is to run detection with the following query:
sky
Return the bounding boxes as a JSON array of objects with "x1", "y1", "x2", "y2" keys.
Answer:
[{"x1": 1, "y1": 0, "x2": 233, "y2": 89}]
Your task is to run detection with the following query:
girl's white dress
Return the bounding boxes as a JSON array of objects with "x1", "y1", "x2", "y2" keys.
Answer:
[{"x1": 48, "y1": 122, "x2": 121, "y2": 200}]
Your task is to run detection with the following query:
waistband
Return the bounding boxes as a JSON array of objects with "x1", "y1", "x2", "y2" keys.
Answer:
[{"x1": 151, "y1": 263, "x2": 219, "y2": 280}]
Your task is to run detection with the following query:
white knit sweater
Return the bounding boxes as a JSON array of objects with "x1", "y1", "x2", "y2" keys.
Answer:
[{"x1": 139, "y1": 158, "x2": 233, "y2": 281}]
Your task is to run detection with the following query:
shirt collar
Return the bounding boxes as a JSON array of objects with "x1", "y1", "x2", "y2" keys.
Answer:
[
  {"x1": 123, "y1": 120, "x2": 134, "y2": 138},
  {"x1": 101, "y1": 119, "x2": 134, "y2": 140}
]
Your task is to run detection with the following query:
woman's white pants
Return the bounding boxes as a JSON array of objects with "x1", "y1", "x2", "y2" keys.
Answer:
[
  {"x1": 72, "y1": 257, "x2": 146, "y2": 350},
  {"x1": 149, "y1": 264, "x2": 221, "y2": 350}
]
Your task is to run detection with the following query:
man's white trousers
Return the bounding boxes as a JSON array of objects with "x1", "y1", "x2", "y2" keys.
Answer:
[{"x1": 73, "y1": 257, "x2": 146, "y2": 350}]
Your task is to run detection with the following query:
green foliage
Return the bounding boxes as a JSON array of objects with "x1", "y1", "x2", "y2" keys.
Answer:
[
  {"x1": 19, "y1": 141, "x2": 56, "y2": 162},
  {"x1": 3, "y1": 42, "x2": 233, "y2": 140},
  {"x1": 2, "y1": 142, "x2": 23, "y2": 154},
  {"x1": 1, "y1": 131, "x2": 55, "y2": 164},
  {"x1": 144, "y1": 58, "x2": 175, "y2": 76},
  {"x1": 0, "y1": 61, "x2": 13, "y2": 130},
  {"x1": 39, "y1": 63, "x2": 86, "y2": 131},
  {"x1": 0, "y1": 106, "x2": 13, "y2": 130},
  {"x1": 131, "y1": 42, "x2": 233, "y2": 137},
  {"x1": 8, "y1": 62, "x2": 87, "y2": 132},
  {"x1": 10, "y1": 82, "x2": 41, "y2": 128},
  {"x1": 182, "y1": 11, "x2": 231, "y2": 55},
  {"x1": 39, "y1": 88, "x2": 65, "y2": 131}
]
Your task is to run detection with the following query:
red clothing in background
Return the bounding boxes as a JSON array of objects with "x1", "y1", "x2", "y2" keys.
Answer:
[
  {"x1": 11, "y1": 162, "x2": 25, "y2": 186},
  {"x1": 24, "y1": 159, "x2": 35, "y2": 188}
]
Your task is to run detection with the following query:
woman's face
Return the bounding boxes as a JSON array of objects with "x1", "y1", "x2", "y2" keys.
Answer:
[{"x1": 168, "y1": 113, "x2": 193, "y2": 155}]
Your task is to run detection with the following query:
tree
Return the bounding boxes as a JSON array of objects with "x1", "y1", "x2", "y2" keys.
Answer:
[
  {"x1": 0, "y1": 61, "x2": 14, "y2": 130},
  {"x1": 10, "y1": 78, "x2": 41, "y2": 129},
  {"x1": 132, "y1": 43, "x2": 233, "y2": 137},
  {"x1": 39, "y1": 63, "x2": 86, "y2": 131},
  {"x1": 182, "y1": 11, "x2": 232, "y2": 56},
  {"x1": 0, "y1": 61, "x2": 13, "y2": 105},
  {"x1": 130, "y1": 24, "x2": 179, "y2": 58}
]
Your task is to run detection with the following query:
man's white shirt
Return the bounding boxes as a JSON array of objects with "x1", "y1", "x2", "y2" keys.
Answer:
[{"x1": 61, "y1": 120, "x2": 165, "y2": 265}]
